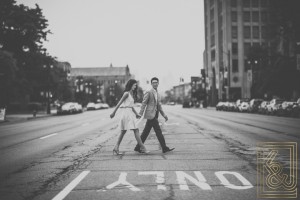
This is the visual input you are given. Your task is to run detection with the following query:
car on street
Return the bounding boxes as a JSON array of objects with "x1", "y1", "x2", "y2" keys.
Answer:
[
  {"x1": 216, "y1": 102, "x2": 226, "y2": 111},
  {"x1": 277, "y1": 101, "x2": 297, "y2": 117},
  {"x1": 228, "y1": 102, "x2": 239, "y2": 112},
  {"x1": 266, "y1": 99, "x2": 284, "y2": 115},
  {"x1": 100, "y1": 103, "x2": 110, "y2": 109},
  {"x1": 182, "y1": 101, "x2": 191, "y2": 108},
  {"x1": 248, "y1": 99, "x2": 263, "y2": 113},
  {"x1": 86, "y1": 102, "x2": 96, "y2": 110},
  {"x1": 167, "y1": 102, "x2": 176, "y2": 105},
  {"x1": 258, "y1": 101, "x2": 269, "y2": 114},
  {"x1": 239, "y1": 102, "x2": 250, "y2": 112},
  {"x1": 57, "y1": 102, "x2": 82, "y2": 115}
]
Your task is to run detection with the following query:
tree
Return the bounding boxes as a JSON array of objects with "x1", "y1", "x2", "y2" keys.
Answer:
[
  {"x1": 0, "y1": 0, "x2": 56, "y2": 107},
  {"x1": 0, "y1": 50, "x2": 17, "y2": 107}
]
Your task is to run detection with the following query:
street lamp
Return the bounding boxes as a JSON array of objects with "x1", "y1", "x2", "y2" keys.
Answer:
[{"x1": 43, "y1": 64, "x2": 53, "y2": 114}]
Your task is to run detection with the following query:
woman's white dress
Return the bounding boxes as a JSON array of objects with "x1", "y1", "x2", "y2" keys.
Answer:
[{"x1": 119, "y1": 93, "x2": 139, "y2": 130}]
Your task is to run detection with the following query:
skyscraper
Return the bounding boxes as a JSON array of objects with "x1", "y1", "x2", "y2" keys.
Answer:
[{"x1": 203, "y1": 0, "x2": 271, "y2": 105}]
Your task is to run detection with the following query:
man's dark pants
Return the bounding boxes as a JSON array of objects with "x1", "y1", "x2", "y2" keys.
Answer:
[{"x1": 135, "y1": 111, "x2": 167, "y2": 151}]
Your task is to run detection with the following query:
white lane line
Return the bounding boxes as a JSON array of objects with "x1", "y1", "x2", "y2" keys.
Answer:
[
  {"x1": 40, "y1": 133, "x2": 58, "y2": 140},
  {"x1": 52, "y1": 170, "x2": 90, "y2": 200},
  {"x1": 164, "y1": 122, "x2": 180, "y2": 126}
]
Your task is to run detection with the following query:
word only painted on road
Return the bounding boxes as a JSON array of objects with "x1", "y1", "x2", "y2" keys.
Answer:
[
  {"x1": 52, "y1": 171, "x2": 254, "y2": 200},
  {"x1": 101, "y1": 171, "x2": 253, "y2": 192}
]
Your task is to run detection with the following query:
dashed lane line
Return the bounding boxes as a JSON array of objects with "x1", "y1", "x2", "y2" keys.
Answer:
[{"x1": 39, "y1": 133, "x2": 58, "y2": 140}]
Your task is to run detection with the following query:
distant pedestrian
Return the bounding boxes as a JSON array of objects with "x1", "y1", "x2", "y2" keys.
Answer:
[{"x1": 110, "y1": 79, "x2": 149, "y2": 155}]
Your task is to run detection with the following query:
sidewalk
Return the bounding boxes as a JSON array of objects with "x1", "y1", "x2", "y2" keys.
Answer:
[{"x1": 0, "y1": 110, "x2": 57, "y2": 124}]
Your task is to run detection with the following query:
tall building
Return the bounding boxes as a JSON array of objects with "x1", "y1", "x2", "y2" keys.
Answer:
[
  {"x1": 204, "y1": 0, "x2": 271, "y2": 105},
  {"x1": 173, "y1": 82, "x2": 191, "y2": 103}
]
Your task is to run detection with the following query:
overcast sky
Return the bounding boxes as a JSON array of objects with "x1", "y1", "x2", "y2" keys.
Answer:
[{"x1": 16, "y1": 0, "x2": 205, "y2": 93}]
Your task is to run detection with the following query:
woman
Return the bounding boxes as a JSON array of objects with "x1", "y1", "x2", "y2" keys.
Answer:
[{"x1": 110, "y1": 79, "x2": 149, "y2": 155}]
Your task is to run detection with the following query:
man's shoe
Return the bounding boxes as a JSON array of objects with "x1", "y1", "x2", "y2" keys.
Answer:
[
  {"x1": 163, "y1": 147, "x2": 175, "y2": 153},
  {"x1": 134, "y1": 147, "x2": 141, "y2": 153}
]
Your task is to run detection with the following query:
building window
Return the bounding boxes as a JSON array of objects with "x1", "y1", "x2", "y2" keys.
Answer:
[
  {"x1": 253, "y1": 26, "x2": 259, "y2": 38},
  {"x1": 261, "y1": 26, "x2": 267, "y2": 38},
  {"x1": 232, "y1": 26, "x2": 238, "y2": 39},
  {"x1": 211, "y1": 34, "x2": 215, "y2": 47},
  {"x1": 211, "y1": 49, "x2": 216, "y2": 61},
  {"x1": 232, "y1": 43, "x2": 238, "y2": 55},
  {"x1": 243, "y1": 0, "x2": 250, "y2": 7},
  {"x1": 252, "y1": 0, "x2": 259, "y2": 7},
  {"x1": 261, "y1": 12, "x2": 268, "y2": 22},
  {"x1": 218, "y1": 0, "x2": 222, "y2": 14},
  {"x1": 231, "y1": 0, "x2": 237, "y2": 7},
  {"x1": 210, "y1": 8, "x2": 214, "y2": 19},
  {"x1": 244, "y1": 42, "x2": 251, "y2": 56},
  {"x1": 244, "y1": 26, "x2": 251, "y2": 38},
  {"x1": 210, "y1": 21, "x2": 215, "y2": 34},
  {"x1": 232, "y1": 59, "x2": 239, "y2": 72},
  {"x1": 252, "y1": 11, "x2": 259, "y2": 22},
  {"x1": 243, "y1": 11, "x2": 250, "y2": 22},
  {"x1": 261, "y1": 0, "x2": 269, "y2": 7},
  {"x1": 231, "y1": 11, "x2": 237, "y2": 22}
]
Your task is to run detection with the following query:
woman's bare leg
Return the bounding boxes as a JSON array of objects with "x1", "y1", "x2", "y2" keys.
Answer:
[
  {"x1": 114, "y1": 130, "x2": 127, "y2": 150},
  {"x1": 133, "y1": 129, "x2": 147, "y2": 151}
]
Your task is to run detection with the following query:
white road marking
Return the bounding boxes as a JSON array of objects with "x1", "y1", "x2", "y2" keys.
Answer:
[
  {"x1": 176, "y1": 171, "x2": 212, "y2": 191},
  {"x1": 164, "y1": 122, "x2": 180, "y2": 126},
  {"x1": 40, "y1": 133, "x2": 58, "y2": 140},
  {"x1": 52, "y1": 170, "x2": 90, "y2": 200},
  {"x1": 138, "y1": 171, "x2": 166, "y2": 190},
  {"x1": 215, "y1": 171, "x2": 253, "y2": 189},
  {"x1": 104, "y1": 172, "x2": 141, "y2": 191}
]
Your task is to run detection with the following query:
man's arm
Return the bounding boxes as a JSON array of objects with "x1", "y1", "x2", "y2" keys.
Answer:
[
  {"x1": 158, "y1": 97, "x2": 168, "y2": 121},
  {"x1": 139, "y1": 90, "x2": 150, "y2": 116}
]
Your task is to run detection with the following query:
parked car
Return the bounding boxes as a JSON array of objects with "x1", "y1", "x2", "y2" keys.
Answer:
[
  {"x1": 95, "y1": 103, "x2": 102, "y2": 110},
  {"x1": 74, "y1": 103, "x2": 83, "y2": 113},
  {"x1": 182, "y1": 101, "x2": 191, "y2": 108},
  {"x1": 216, "y1": 102, "x2": 226, "y2": 111},
  {"x1": 228, "y1": 102, "x2": 239, "y2": 112},
  {"x1": 236, "y1": 98, "x2": 250, "y2": 108},
  {"x1": 239, "y1": 102, "x2": 250, "y2": 112},
  {"x1": 57, "y1": 102, "x2": 81, "y2": 115},
  {"x1": 276, "y1": 101, "x2": 293, "y2": 116},
  {"x1": 248, "y1": 99, "x2": 263, "y2": 113},
  {"x1": 291, "y1": 98, "x2": 300, "y2": 118},
  {"x1": 258, "y1": 101, "x2": 269, "y2": 114},
  {"x1": 167, "y1": 102, "x2": 176, "y2": 105},
  {"x1": 86, "y1": 102, "x2": 96, "y2": 110},
  {"x1": 266, "y1": 99, "x2": 284, "y2": 115},
  {"x1": 100, "y1": 103, "x2": 110, "y2": 109}
]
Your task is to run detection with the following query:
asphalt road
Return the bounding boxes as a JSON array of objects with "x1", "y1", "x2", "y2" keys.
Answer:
[{"x1": 0, "y1": 106, "x2": 299, "y2": 200}]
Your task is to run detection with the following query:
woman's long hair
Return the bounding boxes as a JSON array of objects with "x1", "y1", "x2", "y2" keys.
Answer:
[{"x1": 124, "y1": 79, "x2": 138, "y2": 101}]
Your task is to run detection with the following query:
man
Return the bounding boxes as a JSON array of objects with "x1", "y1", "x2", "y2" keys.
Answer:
[{"x1": 134, "y1": 77, "x2": 175, "y2": 153}]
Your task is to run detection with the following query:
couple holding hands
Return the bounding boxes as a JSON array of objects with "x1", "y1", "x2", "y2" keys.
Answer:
[{"x1": 110, "y1": 77, "x2": 174, "y2": 155}]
